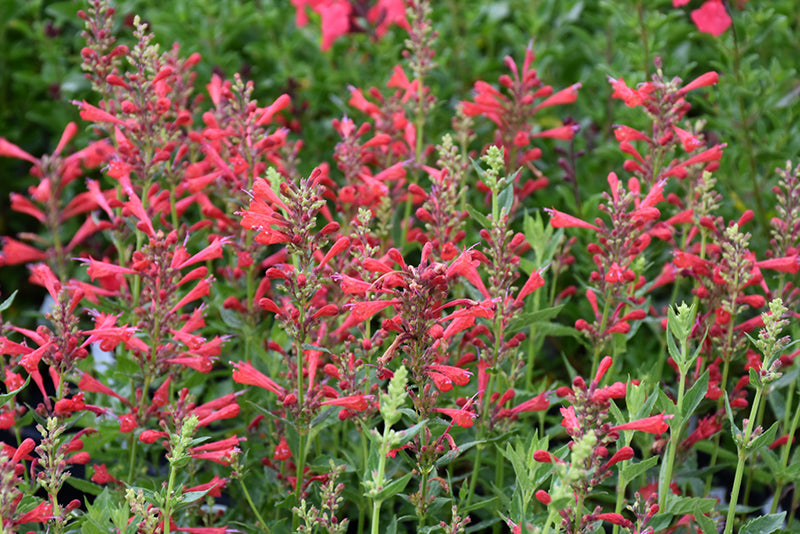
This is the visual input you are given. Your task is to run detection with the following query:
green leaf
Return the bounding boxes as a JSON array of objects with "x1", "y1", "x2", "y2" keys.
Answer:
[
  {"x1": 386, "y1": 516, "x2": 398, "y2": 534},
  {"x1": 219, "y1": 306, "x2": 243, "y2": 329},
  {"x1": 608, "y1": 399, "x2": 625, "y2": 425},
  {"x1": 761, "y1": 446, "x2": 782, "y2": 476},
  {"x1": 310, "y1": 407, "x2": 337, "y2": 427},
  {"x1": 500, "y1": 442, "x2": 532, "y2": 495},
  {"x1": 461, "y1": 496, "x2": 499, "y2": 515},
  {"x1": 724, "y1": 392, "x2": 742, "y2": 441},
  {"x1": 497, "y1": 180, "x2": 514, "y2": 214},
  {"x1": 739, "y1": 512, "x2": 785, "y2": 534},
  {"x1": 0, "y1": 375, "x2": 30, "y2": 405},
  {"x1": 682, "y1": 369, "x2": 709, "y2": 420},
  {"x1": 749, "y1": 367, "x2": 762, "y2": 389},
  {"x1": 526, "y1": 321, "x2": 580, "y2": 338},
  {"x1": 748, "y1": 421, "x2": 780, "y2": 453},
  {"x1": 646, "y1": 514, "x2": 672, "y2": 532},
  {"x1": 621, "y1": 455, "x2": 659, "y2": 482},
  {"x1": 665, "y1": 324, "x2": 682, "y2": 364},
  {"x1": 436, "y1": 439, "x2": 481, "y2": 467},
  {"x1": 466, "y1": 204, "x2": 492, "y2": 230},
  {"x1": 393, "y1": 420, "x2": 427, "y2": 447},
  {"x1": 66, "y1": 475, "x2": 102, "y2": 496},
  {"x1": 182, "y1": 490, "x2": 211, "y2": 504},
  {"x1": 372, "y1": 471, "x2": 414, "y2": 502},
  {"x1": 662, "y1": 494, "x2": 716, "y2": 515},
  {"x1": 0, "y1": 290, "x2": 18, "y2": 312},
  {"x1": 506, "y1": 304, "x2": 564, "y2": 333},
  {"x1": 301, "y1": 343, "x2": 332, "y2": 354},
  {"x1": 694, "y1": 512, "x2": 718, "y2": 534}
]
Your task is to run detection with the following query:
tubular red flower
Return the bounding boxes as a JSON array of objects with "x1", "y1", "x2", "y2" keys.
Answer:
[
  {"x1": 231, "y1": 361, "x2": 286, "y2": 398},
  {"x1": 546, "y1": 208, "x2": 601, "y2": 231},
  {"x1": 609, "y1": 77, "x2": 647, "y2": 107},
  {"x1": 511, "y1": 392, "x2": 549, "y2": 414},
  {"x1": 680, "y1": 71, "x2": 720, "y2": 94},
  {"x1": 690, "y1": 1, "x2": 731, "y2": 37},
  {"x1": 76, "y1": 100, "x2": 127, "y2": 127},
  {"x1": 321, "y1": 394, "x2": 372, "y2": 411},
  {"x1": 273, "y1": 436, "x2": 292, "y2": 460},
  {"x1": 347, "y1": 299, "x2": 400, "y2": 322},
  {"x1": 427, "y1": 364, "x2": 472, "y2": 386},
  {"x1": 612, "y1": 413, "x2": 672, "y2": 434},
  {"x1": 13, "y1": 501, "x2": 52, "y2": 525},
  {"x1": 594, "y1": 356, "x2": 613, "y2": 384},
  {"x1": 560, "y1": 405, "x2": 580, "y2": 434},
  {"x1": 603, "y1": 446, "x2": 634, "y2": 470},
  {"x1": 435, "y1": 406, "x2": 476, "y2": 428},
  {"x1": 596, "y1": 513, "x2": 633, "y2": 528},
  {"x1": 514, "y1": 269, "x2": 545, "y2": 306},
  {"x1": 0, "y1": 137, "x2": 38, "y2": 163}
]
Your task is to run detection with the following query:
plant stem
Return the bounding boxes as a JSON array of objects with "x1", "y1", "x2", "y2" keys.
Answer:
[
  {"x1": 370, "y1": 424, "x2": 392, "y2": 534},
  {"x1": 239, "y1": 477, "x2": 269, "y2": 532},
  {"x1": 724, "y1": 386, "x2": 764, "y2": 534},
  {"x1": 164, "y1": 461, "x2": 177, "y2": 534},
  {"x1": 659, "y1": 367, "x2": 686, "y2": 510},
  {"x1": 772, "y1": 380, "x2": 800, "y2": 513},
  {"x1": 729, "y1": 15, "x2": 768, "y2": 241}
]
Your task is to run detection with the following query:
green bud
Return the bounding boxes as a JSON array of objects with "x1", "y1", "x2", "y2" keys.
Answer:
[{"x1": 380, "y1": 365, "x2": 408, "y2": 427}]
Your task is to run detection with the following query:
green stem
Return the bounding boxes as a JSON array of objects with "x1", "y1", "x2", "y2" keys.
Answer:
[
  {"x1": 705, "y1": 357, "x2": 732, "y2": 495},
  {"x1": 127, "y1": 432, "x2": 137, "y2": 481},
  {"x1": 729, "y1": 16, "x2": 768, "y2": 241},
  {"x1": 163, "y1": 461, "x2": 177, "y2": 534},
  {"x1": 370, "y1": 424, "x2": 392, "y2": 534},
  {"x1": 659, "y1": 367, "x2": 686, "y2": 510},
  {"x1": 590, "y1": 291, "x2": 613, "y2": 379},
  {"x1": 612, "y1": 456, "x2": 630, "y2": 534},
  {"x1": 724, "y1": 386, "x2": 764, "y2": 534},
  {"x1": 636, "y1": 1, "x2": 650, "y2": 77},
  {"x1": 418, "y1": 467, "x2": 429, "y2": 529},
  {"x1": 239, "y1": 477, "x2": 269, "y2": 532},
  {"x1": 772, "y1": 381, "x2": 800, "y2": 513}
]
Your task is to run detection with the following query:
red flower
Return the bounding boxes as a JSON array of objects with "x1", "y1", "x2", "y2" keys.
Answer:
[
  {"x1": 546, "y1": 208, "x2": 601, "y2": 231},
  {"x1": 0, "y1": 137, "x2": 38, "y2": 164},
  {"x1": 231, "y1": 361, "x2": 286, "y2": 398},
  {"x1": 511, "y1": 392, "x2": 550, "y2": 414},
  {"x1": 612, "y1": 412, "x2": 672, "y2": 434},
  {"x1": 596, "y1": 513, "x2": 633, "y2": 528},
  {"x1": 691, "y1": 0, "x2": 732, "y2": 37},
  {"x1": 609, "y1": 77, "x2": 647, "y2": 107},
  {"x1": 91, "y1": 464, "x2": 120, "y2": 485},
  {"x1": 273, "y1": 436, "x2": 292, "y2": 461},
  {"x1": 183, "y1": 475, "x2": 228, "y2": 498},
  {"x1": 320, "y1": 394, "x2": 372, "y2": 411},
  {"x1": 139, "y1": 430, "x2": 169, "y2": 444},
  {"x1": 560, "y1": 406, "x2": 580, "y2": 434},
  {"x1": 13, "y1": 501, "x2": 52, "y2": 525},
  {"x1": 535, "y1": 489, "x2": 552, "y2": 505},
  {"x1": 435, "y1": 406, "x2": 477, "y2": 428}
]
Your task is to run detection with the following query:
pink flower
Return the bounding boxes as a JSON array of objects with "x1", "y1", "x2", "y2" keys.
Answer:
[{"x1": 691, "y1": 0, "x2": 732, "y2": 37}]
